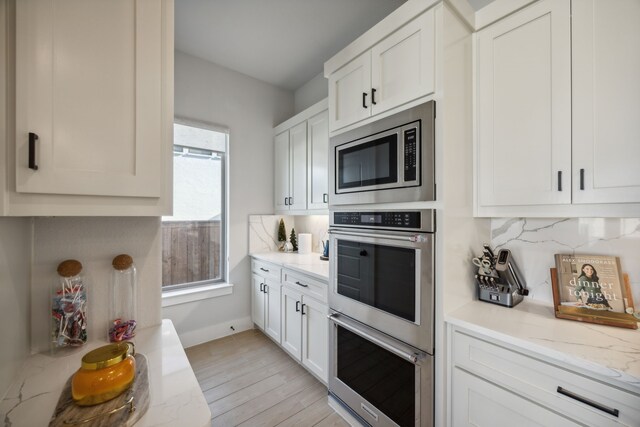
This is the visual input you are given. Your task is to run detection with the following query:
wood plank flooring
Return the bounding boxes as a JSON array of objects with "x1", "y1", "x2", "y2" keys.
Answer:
[{"x1": 186, "y1": 329, "x2": 350, "y2": 427}]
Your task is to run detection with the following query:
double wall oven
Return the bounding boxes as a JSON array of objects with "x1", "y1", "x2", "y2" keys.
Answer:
[
  {"x1": 327, "y1": 101, "x2": 436, "y2": 427},
  {"x1": 328, "y1": 210, "x2": 435, "y2": 427}
]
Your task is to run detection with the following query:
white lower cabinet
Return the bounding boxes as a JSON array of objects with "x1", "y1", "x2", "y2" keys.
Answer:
[
  {"x1": 449, "y1": 327, "x2": 640, "y2": 427},
  {"x1": 281, "y1": 286, "x2": 329, "y2": 384},
  {"x1": 251, "y1": 258, "x2": 329, "y2": 384},
  {"x1": 251, "y1": 261, "x2": 282, "y2": 344},
  {"x1": 452, "y1": 368, "x2": 580, "y2": 427}
]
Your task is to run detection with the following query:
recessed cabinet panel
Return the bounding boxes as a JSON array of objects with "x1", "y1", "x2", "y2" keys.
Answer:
[
  {"x1": 572, "y1": 0, "x2": 640, "y2": 204},
  {"x1": 301, "y1": 295, "x2": 328, "y2": 383},
  {"x1": 476, "y1": 0, "x2": 571, "y2": 207},
  {"x1": 289, "y1": 122, "x2": 307, "y2": 211},
  {"x1": 274, "y1": 130, "x2": 290, "y2": 211},
  {"x1": 16, "y1": 0, "x2": 162, "y2": 197},
  {"x1": 264, "y1": 283, "x2": 281, "y2": 343},
  {"x1": 281, "y1": 286, "x2": 302, "y2": 360},
  {"x1": 452, "y1": 368, "x2": 580, "y2": 427},
  {"x1": 307, "y1": 111, "x2": 329, "y2": 210},
  {"x1": 371, "y1": 9, "x2": 435, "y2": 115},
  {"x1": 252, "y1": 274, "x2": 265, "y2": 331},
  {"x1": 328, "y1": 52, "x2": 372, "y2": 131}
]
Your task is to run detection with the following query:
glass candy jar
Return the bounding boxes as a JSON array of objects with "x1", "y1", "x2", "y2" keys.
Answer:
[
  {"x1": 108, "y1": 254, "x2": 137, "y2": 342},
  {"x1": 52, "y1": 259, "x2": 88, "y2": 350}
]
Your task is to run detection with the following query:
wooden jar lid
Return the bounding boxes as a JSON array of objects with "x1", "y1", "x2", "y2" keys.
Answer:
[
  {"x1": 112, "y1": 254, "x2": 133, "y2": 271},
  {"x1": 57, "y1": 259, "x2": 83, "y2": 277}
]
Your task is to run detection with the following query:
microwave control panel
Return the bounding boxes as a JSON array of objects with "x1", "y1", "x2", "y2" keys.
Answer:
[{"x1": 403, "y1": 127, "x2": 418, "y2": 182}]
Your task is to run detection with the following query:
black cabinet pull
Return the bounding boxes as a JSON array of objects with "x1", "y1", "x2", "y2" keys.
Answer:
[
  {"x1": 288, "y1": 197, "x2": 293, "y2": 205},
  {"x1": 284, "y1": 197, "x2": 289, "y2": 206},
  {"x1": 371, "y1": 88, "x2": 377, "y2": 105},
  {"x1": 28, "y1": 132, "x2": 39, "y2": 171},
  {"x1": 557, "y1": 171, "x2": 562, "y2": 191},
  {"x1": 362, "y1": 92, "x2": 368, "y2": 109},
  {"x1": 260, "y1": 267, "x2": 269, "y2": 272},
  {"x1": 295, "y1": 281, "x2": 308, "y2": 288},
  {"x1": 360, "y1": 250, "x2": 368, "y2": 257},
  {"x1": 263, "y1": 284, "x2": 268, "y2": 293},
  {"x1": 580, "y1": 169, "x2": 585, "y2": 190},
  {"x1": 259, "y1": 283, "x2": 264, "y2": 292},
  {"x1": 557, "y1": 387, "x2": 619, "y2": 417},
  {"x1": 295, "y1": 301, "x2": 300, "y2": 312},
  {"x1": 323, "y1": 193, "x2": 328, "y2": 203},
  {"x1": 301, "y1": 304, "x2": 306, "y2": 315}
]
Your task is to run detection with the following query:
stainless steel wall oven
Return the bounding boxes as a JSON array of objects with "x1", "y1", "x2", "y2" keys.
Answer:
[{"x1": 328, "y1": 209, "x2": 435, "y2": 427}]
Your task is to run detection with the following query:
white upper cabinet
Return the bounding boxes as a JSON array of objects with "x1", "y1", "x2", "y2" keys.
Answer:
[
  {"x1": 370, "y1": 9, "x2": 435, "y2": 116},
  {"x1": 474, "y1": 0, "x2": 640, "y2": 216},
  {"x1": 328, "y1": 52, "x2": 371, "y2": 132},
  {"x1": 274, "y1": 99, "x2": 328, "y2": 214},
  {"x1": 572, "y1": 0, "x2": 640, "y2": 204},
  {"x1": 307, "y1": 110, "x2": 329, "y2": 210},
  {"x1": 476, "y1": 0, "x2": 571, "y2": 207},
  {"x1": 16, "y1": 0, "x2": 163, "y2": 198},
  {"x1": 326, "y1": 8, "x2": 435, "y2": 133}
]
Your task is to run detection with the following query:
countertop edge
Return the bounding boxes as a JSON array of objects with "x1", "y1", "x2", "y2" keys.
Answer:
[
  {"x1": 445, "y1": 300, "x2": 640, "y2": 395},
  {"x1": 251, "y1": 252, "x2": 329, "y2": 282}
]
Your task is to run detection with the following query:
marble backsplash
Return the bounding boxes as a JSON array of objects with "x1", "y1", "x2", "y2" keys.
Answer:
[
  {"x1": 249, "y1": 214, "x2": 329, "y2": 254},
  {"x1": 491, "y1": 218, "x2": 640, "y2": 307}
]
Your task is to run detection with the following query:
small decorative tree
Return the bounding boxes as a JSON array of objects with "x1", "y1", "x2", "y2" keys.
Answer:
[
  {"x1": 290, "y1": 228, "x2": 298, "y2": 252},
  {"x1": 277, "y1": 219, "x2": 287, "y2": 251}
]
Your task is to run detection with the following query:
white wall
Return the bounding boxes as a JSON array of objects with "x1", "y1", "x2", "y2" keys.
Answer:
[
  {"x1": 293, "y1": 72, "x2": 328, "y2": 114},
  {"x1": 164, "y1": 51, "x2": 294, "y2": 347},
  {"x1": 30, "y1": 217, "x2": 162, "y2": 353},
  {"x1": 0, "y1": 218, "x2": 30, "y2": 398}
]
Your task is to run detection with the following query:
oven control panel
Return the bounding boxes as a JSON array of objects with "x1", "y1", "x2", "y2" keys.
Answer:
[
  {"x1": 403, "y1": 127, "x2": 418, "y2": 182},
  {"x1": 333, "y1": 211, "x2": 421, "y2": 229}
]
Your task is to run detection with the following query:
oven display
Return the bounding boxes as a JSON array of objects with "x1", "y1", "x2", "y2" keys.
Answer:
[
  {"x1": 334, "y1": 211, "x2": 421, "y2": 229},
  {"x1": 361, "y1": 214, "x2": 382, "y2": 224}
]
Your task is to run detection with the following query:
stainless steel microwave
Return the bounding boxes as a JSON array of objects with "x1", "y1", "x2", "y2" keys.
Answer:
[{"x1": 329, "y1": 101, "x2": 435, "y2": 206}]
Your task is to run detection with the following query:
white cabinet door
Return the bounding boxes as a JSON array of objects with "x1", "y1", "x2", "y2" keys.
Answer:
[
  {"x1": 452, "y1": 368, "x2": 580, "y2": 427},
  {"x1": 281, "y1": 286, "x2": 302, "y2": 360},
  {"x1": 289, "y1": 122, "x2": 307, "y2": 211},
  {"x1": 274, "y1": 130, "x2": 290, "y2": 211},
  {"x1": 572, "y1": 0, "x2": 640, "y2": 204},
  {"x1": 301, "y1": 296, "x2": 328, "y2": 383},
  {"x1": 264, "y1": 282, "x2": 281, "y2": 344},
  {"x1": 371, "y1": 9, "x2": 435, "y2": 115},
  {"x1": 16, "y1": 0, "x2": 162, "y2": 197},
  {"x1": 307, "y1": 110, "x2": 329, "y2": 210},
  {"x1": 328, "y1": 52, "x2": 372, "y2": 132},
  {"x1": 251, "y1": 274, "x2": 265, "y2": 330},
  {"x1": 476, "y1": 0, "x2": 571, "y2": 207}
]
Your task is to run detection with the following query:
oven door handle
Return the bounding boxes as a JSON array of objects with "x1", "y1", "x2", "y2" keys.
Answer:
[
  {"x1": 328, "y1": 313, "x2": 423, "y2": 365},
  {"x1": 328, "y1": 229, "x2": 429, "y2": 243}
]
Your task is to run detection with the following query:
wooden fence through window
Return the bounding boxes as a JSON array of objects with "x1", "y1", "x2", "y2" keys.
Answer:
[{"x1": 162, "y1": 220, "x2": 221, "y2": 287}]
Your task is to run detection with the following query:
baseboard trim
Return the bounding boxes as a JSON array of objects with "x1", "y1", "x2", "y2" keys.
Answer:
[{"x1": 177, "y1": 316, "x2": 254, "y2": 348}]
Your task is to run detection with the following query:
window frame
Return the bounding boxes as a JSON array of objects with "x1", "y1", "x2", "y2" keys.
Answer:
[{"x1": 162, "y1": 117, "x2": 229, "y2": 293}]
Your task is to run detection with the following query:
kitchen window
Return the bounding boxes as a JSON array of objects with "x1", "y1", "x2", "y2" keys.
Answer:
[{"x1": 162, "y1": 120, "x2": 228, "y2": 293}]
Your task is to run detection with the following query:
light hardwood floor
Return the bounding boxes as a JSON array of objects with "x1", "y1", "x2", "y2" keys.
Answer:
[{"x1": 186, "y1": 328, "x2": 350, "y2": 427}]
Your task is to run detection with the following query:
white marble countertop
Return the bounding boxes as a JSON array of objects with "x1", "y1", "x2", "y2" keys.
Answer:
[
  {"x1": 446, "y1": 299, "x2": 640, "y2": 394},
  {"x1": 0, "y1": 319, "x2": 211, "y2": 427},
  {"x1": 251, "y1": 251, "x2": 329, "y2": 281}
]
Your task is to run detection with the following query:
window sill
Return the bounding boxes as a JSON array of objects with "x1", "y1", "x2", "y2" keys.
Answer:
[{"x1": 162, "y1": 283, "x2": 233, "y2": 307}]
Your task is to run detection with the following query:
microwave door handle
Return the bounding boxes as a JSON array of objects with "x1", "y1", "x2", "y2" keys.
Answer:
[{"x1": 329, "y1": 313, "x2": 423, "y2": 365}]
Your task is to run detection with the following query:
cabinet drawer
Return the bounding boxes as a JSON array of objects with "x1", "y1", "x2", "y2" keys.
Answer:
[
  {"x1": 452, "y1": 330, "x2": 640, "y2": 427},
  {"x1": 251, "y1": 260, "x2": 281, "y2": 282},
  {"x1": 282, "y1": 269, "x2": 327, "y2": 303}
]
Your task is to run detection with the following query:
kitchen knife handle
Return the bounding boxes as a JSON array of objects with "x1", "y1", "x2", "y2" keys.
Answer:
[
  {"x1": 362, "y1": 92, "x2": 368, "y2": 109},
  {"x1": 557, "y1": 387, "x2": 619, "y2": 417},
  {"x1": 557, "y1": 171, "x2": 562, "y2": 191},
  {"x1": 28, "y1": 132, "x2": 39, "y2": 170}
]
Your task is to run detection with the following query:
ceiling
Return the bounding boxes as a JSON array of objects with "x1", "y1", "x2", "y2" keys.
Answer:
[{"x1": 175, "y1": 0, "x2": 496, "y2": 92}]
